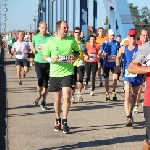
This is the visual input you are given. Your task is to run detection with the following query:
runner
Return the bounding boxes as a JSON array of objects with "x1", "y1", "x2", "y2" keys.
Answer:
[
  {"x1": 7, "y1": 32, "x2": 15, "y2": 58},
  {"x1": 84, "y1": 35, "x2": 99, "y2": 96},
  {"x1": 42, "y1": 21, "x2": 79, "y2": 134},
  {"x1": 32, "y1": 21, "x2": 51, "y2": 110},
  {"x1": 133, "y1": 29, "x2": 149, "y2": 113},
  {"x1": 96, "y1": 27, "x2": 108, "y2": 87},
  {"x1": 127, "y1": 41, "x2": 150, "y2": 150},
  {"x1": 11, "y1": 32, "x2": 30, "y2": 85},
  {"x1": 116, "y1": 35, "x2": 121, "y2": 43},
  {"x1": 71, "y1": 27, "x2": 86, "y2": 103},
  {"x1": 27, "y1": 33, "x2": 34, "y2": 67},
  {"x1": 99, "y1": 29, "x2": 120, "y2": 101},
  {"x1": 116, "y1": 29, "x2": 142, "y2": 126}
]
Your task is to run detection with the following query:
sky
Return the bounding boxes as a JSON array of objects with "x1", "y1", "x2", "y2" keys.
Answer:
[{"x1": 0, "y1": 0, "x2": 150, "y2": 32}]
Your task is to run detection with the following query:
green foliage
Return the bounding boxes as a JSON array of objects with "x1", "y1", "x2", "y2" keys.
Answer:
[
  {"x1": 129, "y1": 3, "x2": 150, "y2": 34},
  {"x1": 104, "y1": 16, "x2": 108, "y2": 34}
]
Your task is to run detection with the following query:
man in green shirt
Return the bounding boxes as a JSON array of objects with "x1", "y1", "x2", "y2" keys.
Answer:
[
  {"x1": 43, "y1": 21, "x2": 79, "y2": 134},
  {"x1": 32, "y1": 21, "x2": 51, "y2": 110},
  {"x1": 7, "y1": 32, "x2": 15, "y2": 58}
]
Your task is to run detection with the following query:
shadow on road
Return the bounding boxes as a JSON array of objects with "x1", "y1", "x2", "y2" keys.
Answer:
[
  {"x1": 38, "y1": 134, "x2": 144, "y2": 150},
  {"x1": 0, "y1": 48, "x2": 7, "y2": 150}
]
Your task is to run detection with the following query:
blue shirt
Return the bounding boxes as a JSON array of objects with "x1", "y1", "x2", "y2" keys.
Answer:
[
  {"x1": 123, "y1": 44, "x2": 142, "y2": 79},
  {"x1": 100, "y1": 40, "x2": 120, "y2": 67}
]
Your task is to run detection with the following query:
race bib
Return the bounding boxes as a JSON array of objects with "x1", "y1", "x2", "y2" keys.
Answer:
[
  {"x1": 76, "y1": 60, "x2": 84, "y2": 67},
  {"x1": 38, "y1": 44, "x2": 44, "y2": 51},
  {"x1": 58, "y1": 55, "x2": 71, "y2": 64},
  {"x1": 9, "y1": 40, "x2": 12, "y2": 44},
  {"x1": 107, "y1": 55, "x2": 116, "y2": 62},
  {"x1": 125, "y1": 69, "x2": 137, "y2": 77},
  {"x1": 89, "y1": 54, "x2": 96, "y2": 60}
]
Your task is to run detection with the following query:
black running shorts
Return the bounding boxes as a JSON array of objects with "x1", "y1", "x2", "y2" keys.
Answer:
[{"x1": 49, "y1": 75, "x2": 73, "y2": 92}]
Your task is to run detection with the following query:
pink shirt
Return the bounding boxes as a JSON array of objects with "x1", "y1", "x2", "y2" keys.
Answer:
[{"x1": 85, "y1": 45, "x2": 99, "y2": 62}]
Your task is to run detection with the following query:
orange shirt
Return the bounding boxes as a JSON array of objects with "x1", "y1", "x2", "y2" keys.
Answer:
[{"x1": 96, "y1": 35, "x2": 108, "y2": 46}]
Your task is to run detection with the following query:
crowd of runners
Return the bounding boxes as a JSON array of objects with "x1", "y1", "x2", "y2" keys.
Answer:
[{"x1": 3, "y1": 20, "x2": 150, "y2": 149}]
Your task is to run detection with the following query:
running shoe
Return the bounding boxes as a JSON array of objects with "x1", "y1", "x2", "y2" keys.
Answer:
[
  {"x1": 18, "y1": 80, "x2": 22, "y2": 85},
  {"x1": 33, "y1": 96, "x2": 41, "y2": 105},
  {"x1": 84, "y1": 84, "x2": 88, "y2": 90},
  {"x1": 141, "y1": 100, "x2": 144, "y2": 107},
  {"x1": 40, "y1": 101, "x2": 48, "y2": 110},
  {"x1": 99, "y1": 82, "x2": 104, "y2": 87},
  {"x1": 63, "y1": 123, "x2": 70, "y2": 134},
  {"x1": 122, "y1": 88, "x2": 125, "y2": 93},
  {"x1": 77, "y1": 93, "x2": 83, "y2": 101},
  {"x1": 54, "y1": 121, "x2": 61, "y2": 131},
  {"x1": 71, "y1": 96, "x2": 75, "y2": 104},
  {"x1": 125, "y1": 117, "x2": 133, "y2": 127},
  {"x1": 106, "y1": 94, "x2": 110, "y2": 101},
  {"x1": 133, "y1": 105, "x2": 139, "y2": 114},
  {"x1": 112, "y1": 92, "x2": 117, "y2": 100},
  {"x1": 90, "y1": 91, "x2": 94, "y2": 96}
]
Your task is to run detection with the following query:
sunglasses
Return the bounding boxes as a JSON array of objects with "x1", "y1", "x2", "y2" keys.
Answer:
[
  {"x1": 61, "y1": 27, "x2": 69, "y2": 29},
  {"x1": 74, "y1": 32, "x2": 80, "y2": 34},
  {"x1": 129, "y1": 34, "x2": 136, "y2": 37}
]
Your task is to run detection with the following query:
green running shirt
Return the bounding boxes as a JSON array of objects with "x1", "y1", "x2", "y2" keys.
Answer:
[
  {"x1": 32, "y1": 33, "x2": 51, "y2": 63},
  {"x1": 42, "y1": 36, "x2": 79, "y2": 77}
]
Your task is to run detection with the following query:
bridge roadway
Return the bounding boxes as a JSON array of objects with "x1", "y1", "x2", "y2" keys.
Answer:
[{"x1": 0, "y1": 49, "x2": 145, "y2": 150}]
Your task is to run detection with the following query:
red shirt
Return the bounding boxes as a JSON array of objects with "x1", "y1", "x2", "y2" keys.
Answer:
[
  {"x1": 136, "y1": 40, "x2": 142, "y2": 45},
  {"x1": 85, "y1": 45, "x2": 99, "y2": 62},
  {"x1": 144, "y1": 73, "x2": 150, "y2": 106}
]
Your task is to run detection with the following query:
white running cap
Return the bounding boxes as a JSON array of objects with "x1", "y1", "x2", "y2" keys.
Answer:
[{"x1": 108, "y1": 29, "x2": 115, "y2": 35}]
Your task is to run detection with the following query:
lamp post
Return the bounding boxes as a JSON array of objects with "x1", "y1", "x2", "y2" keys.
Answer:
[
  {"x1": 28, "y1": 25, "x2": 32, "y2": 32},
  {"x1": 33, "y1": 16, "x2": 38, "y2": 33},
  {"x1": 0, "y1": 0, "x2": 8, "y2": 34}
]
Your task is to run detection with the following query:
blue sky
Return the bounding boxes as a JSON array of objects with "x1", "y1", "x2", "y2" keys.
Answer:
[{"x1": 1, "y1": 0, "x2": 150, "y2": 32}]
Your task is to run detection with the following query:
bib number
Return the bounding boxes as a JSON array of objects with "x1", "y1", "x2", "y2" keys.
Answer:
[
  {"x1": 58, "y1": 55, "x2": 71, "y2": 64},
  {"x1": 9, "y1": 40, "x2": 12, "y2": 44},
  {"x1": 107, "y1": 55, "x2": 116, "y2": 62},
  {"x1": 125, "y1": 69, "x2": 137, "y2": 77},
  {"x1": 38, "y1": 44, "x2": 44, "y2": 51},
  {"x1": 76, "y1": 60, "x2": 84, "y2": 67},
  {"x1": 89, "y1": 54, "x2": 96, "y2": 60}
]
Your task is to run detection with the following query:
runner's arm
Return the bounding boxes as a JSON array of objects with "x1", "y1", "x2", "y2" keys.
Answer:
[
  {"x1": 72, "y1": 39, "x2": 79, "y2": 60},
  {"x1": 11, "y1": 43, "x2": 16, "y2": 53},
  {"x1": 84, "y1": 48, "x2": 89, "y2": 61},
  {"x1": 116, "y1": 46, "x2": 124, "y2": 66},
  {"x1": 99, "y1": 42, "x2": 106, "y2": 58},
  {"x1": 128, "y1": 42, "x2": 150, "y2": 74},
  {"x1": 31, "y1": 36, "x2": 36, "y2": 54}
]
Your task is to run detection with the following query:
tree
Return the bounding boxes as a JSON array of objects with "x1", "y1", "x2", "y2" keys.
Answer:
[
  {"x1": 104, "y1": 16, "x2": 108, "y2": 35},
  {"x1": 129, "y1": 3, "x2": 150, "y2": 35},
  {"x1": 129, "y1": 3, "x2": 141, "y2": 31}
]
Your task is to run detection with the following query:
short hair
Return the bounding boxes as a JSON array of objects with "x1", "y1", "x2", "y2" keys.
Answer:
[
  {"x1": 74, "y1": 27, "x2": 81, "y2": 33},
  {"x1": 116, "y1": 35, "x2": 121, "y2": 38},
  {"x1": 89, "y1": 34, "x2": 96, "y2": 40},
  {"x1": 97, "y1": 27, "x2": 104, "y2": 30},
  {"x1": 56, "y1": 21, "x2": 67, "y2": 30},
  {"x1": 140, "y1": 29, "x2": 148, "y2": 34},
  {"x1": 39, "y1": 21, "x2": 47, "y2": 27}
]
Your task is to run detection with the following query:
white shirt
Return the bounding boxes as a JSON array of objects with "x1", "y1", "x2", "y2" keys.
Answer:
[{"x1": 13, "y1": 41, "x2": 30, "y2": 59}]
